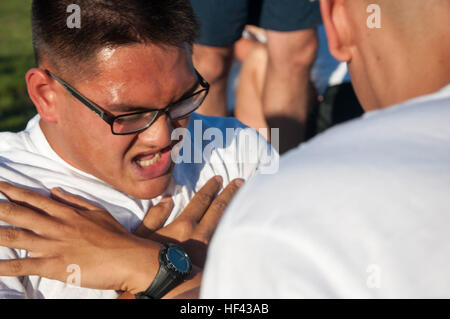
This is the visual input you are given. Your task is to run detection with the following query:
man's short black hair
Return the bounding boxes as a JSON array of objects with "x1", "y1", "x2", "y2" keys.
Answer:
[{"x1": 31, "y1": 0, "x2": 199, "y2": 77}]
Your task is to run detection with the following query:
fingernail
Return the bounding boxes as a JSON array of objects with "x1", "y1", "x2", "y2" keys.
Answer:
[
  {"x1": 50, "y1": 187, "x2": 62, "y2": 194},
  {"x1": 235, "y1": 179, "x2": 245, "y2": 188},
  {"x1": 214, "y1": 175, "x2": 223, "y2": 184},
  {"x1": 161, "y1": 196, "x2": 172, "y2": 203}
]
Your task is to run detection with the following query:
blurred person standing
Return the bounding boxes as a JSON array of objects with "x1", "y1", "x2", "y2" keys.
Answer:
[
  {"x1": 233, "y1": 24, "x2": 364, "y2": 141},
  {"x1": 190, "y1": 0, "x2": 322, "y2": 153},
  {"x1": 233, "y1": 26, "x2": 270, "y2": 140}
]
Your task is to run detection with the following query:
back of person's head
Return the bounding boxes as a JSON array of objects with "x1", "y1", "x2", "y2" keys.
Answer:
[
  {"x1": 321, "y1": 0, "x2": 450, "y2": 110},
  {"x1": 31, "y1": 0, "x2": 199, "y2": 79}
]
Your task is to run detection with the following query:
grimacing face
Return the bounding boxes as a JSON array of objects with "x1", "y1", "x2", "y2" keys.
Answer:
[{"x1": 46, "y1": 44, "x2": 196, "y2": 199}]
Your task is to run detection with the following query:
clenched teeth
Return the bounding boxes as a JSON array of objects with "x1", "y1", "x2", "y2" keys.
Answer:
[{"x1": 136, "y1": 152, "x2": 161, "y2": 167}]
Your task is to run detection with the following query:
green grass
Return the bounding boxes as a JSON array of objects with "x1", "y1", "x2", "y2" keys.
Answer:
[{"x1": 0, "y1": 0, "x2": 36, "y2": 132}]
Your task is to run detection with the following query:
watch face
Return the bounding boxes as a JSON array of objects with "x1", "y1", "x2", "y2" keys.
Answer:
[{"x1": 167, "y1": 246, "x2": 191, "y2": 273}]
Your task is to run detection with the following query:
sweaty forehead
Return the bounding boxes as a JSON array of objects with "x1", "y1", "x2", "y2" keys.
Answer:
[{"x1": 89, "y1": 43, "x2": 195, "y2": 109}]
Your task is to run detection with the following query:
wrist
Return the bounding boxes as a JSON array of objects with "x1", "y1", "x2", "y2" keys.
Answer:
[
  {"x1": 123, "y1": 237, "x2": 162, "y2": 294},
  {"x1": 133, "y1": 242, "x2": 193, "y2": 299}
]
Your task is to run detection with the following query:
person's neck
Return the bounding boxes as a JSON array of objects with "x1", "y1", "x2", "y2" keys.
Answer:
[
  {"x1": 39, "y1": 120, "x2": 82, "y2": 171},
  {"x1": 366, "y1": 37, "x2": 449, "y2": 110},
  {"x1": 381, "y1": 59, "x2": 448, "y2": 109}
]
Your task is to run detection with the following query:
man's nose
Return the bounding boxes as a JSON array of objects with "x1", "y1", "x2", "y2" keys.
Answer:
[{"x1": 137, "y1": 113, "x2": 174, "y2": 147}]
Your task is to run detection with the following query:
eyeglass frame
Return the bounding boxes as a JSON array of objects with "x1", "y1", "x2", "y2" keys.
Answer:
[{"x1": 44, "y1": 68, "x2": 209, "y2": 135}]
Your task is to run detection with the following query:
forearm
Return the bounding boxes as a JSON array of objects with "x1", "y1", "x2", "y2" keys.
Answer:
[{"x1": 0, "y1": 177, "x2": 237, "y2": 298}]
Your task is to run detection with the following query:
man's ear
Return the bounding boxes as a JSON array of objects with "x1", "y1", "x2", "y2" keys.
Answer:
[
  {"x1": 320, "y1": 0, "x2": 353, "y2": 62},
  {"x1": 26, "y1": 68, "x2": 59, "y2": 123}
]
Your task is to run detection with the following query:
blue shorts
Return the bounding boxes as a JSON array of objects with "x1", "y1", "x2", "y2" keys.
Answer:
[{"x1": 190, "y1": 0, "x2": 322, "y2": 46}]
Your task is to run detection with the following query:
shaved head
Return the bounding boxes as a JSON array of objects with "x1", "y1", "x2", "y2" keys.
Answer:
[
  {"x1": 320, "y1": 0, "x2": 450, "y2": 110},
  {"x1": 360, "y1": 0, "x2": 449, "y2": 31}
]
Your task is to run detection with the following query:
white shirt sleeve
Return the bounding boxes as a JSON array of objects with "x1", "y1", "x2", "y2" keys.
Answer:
[
  {"x1": 234, "y1": 127, "x2": 279, "y2": 178},
  {"x1": 183, "y1": 116, "x2": 279, "y2": 192}
]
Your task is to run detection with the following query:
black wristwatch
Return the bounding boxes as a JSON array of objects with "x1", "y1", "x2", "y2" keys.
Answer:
[{"x1": 135, "y1": 243, "x2": 192, "y2": 299}]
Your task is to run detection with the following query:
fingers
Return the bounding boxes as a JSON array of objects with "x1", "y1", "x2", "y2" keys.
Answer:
[
  {"x1": 134, "y1": 197, "x2": 174, "y2": 237},
  {"x1": 0, "y1": 182, "x2": 67, "y2": 218},
  {"x1": 51, "y1": 188, "x2": 129, "y2": 235},
  {"x1": 0, "y1": 228, "x2": 50, "y2": 252},
  {"x1": 197, "y1": 178, "x2": 244, "y2": 240},
  {"x1": 0, "y1": 257, "x2": 58, "y2": 279},
  {"x1": 50, "y1": 188, "x2": 101, "y2": 211},
  {"x1": 0, "y1": 201, "x2": 63, "y2": 237},
  {"x1": 179, "y1": 176, "x2": 223, "y2": 222}
]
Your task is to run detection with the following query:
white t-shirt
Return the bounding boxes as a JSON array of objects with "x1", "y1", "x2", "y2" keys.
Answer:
[
  {"x1": 0, "y1": 113, "x2": 277, "y2": 299},
  {"x1": 201, "y1": 85, "x2": 450, "y2": 298}
]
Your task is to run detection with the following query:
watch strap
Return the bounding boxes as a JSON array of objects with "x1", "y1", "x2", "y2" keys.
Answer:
[
  {"x1": 135, "y1": 243, "x2": 189, "y2": 299},
  {"x1": 136, "y1": 264, "x2": 180, "y2": 299}
]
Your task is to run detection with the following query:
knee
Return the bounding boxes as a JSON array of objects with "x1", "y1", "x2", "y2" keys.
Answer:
[
  {"x1": 192, "y1": 45, "x2": 234, "y2": 84},
  {"x1": 248, "y1": 43, "x2": 269, "y2": 64},
  {"x1": 267, "y1": 32, "x2": 318, "y2": 73},
  {"x1": 243, "y1": 43, "x2": 269, "y2": 73}
]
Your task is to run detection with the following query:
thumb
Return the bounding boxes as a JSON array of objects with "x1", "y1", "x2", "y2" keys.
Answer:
[{"x1": 134, "y1": 196, "x2": 174, "y2": 237}]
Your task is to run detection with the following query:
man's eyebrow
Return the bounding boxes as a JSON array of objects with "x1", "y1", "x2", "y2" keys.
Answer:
[
  {"x1": 106, "y1": 77, "x2": 200, "y2": 113},
  {"x1": 106, "y1": 104, "x2": 153, "y2": 113}
]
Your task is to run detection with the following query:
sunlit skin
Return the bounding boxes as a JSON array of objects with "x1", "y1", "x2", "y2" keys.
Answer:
[
  {"x1": 27, "y1": 43, "x2": 197, "y2": 199},
  {"x1": 320, "y1": 0, "x2": 450, "y2": 111}
]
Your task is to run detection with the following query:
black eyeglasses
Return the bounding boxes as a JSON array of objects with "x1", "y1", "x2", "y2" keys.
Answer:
[{"x1": 44, "y1": 69, "x2": 209, "y2": 135}]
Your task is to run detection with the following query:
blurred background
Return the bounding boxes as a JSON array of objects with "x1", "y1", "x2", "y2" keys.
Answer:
[{"x1": 0, "y1": 0, "x2": 36, "y2": 132}]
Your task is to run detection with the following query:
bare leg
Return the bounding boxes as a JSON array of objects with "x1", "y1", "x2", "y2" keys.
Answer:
[
  {"x1": 192, "y1": 44, "x2": 234, "y2": 117},
  {"x1": 263, "y1": 29, "x2": 318, "y2": 153},
  {"x1": 234, "y1": 43, "x2": 270, "y2": 140}
]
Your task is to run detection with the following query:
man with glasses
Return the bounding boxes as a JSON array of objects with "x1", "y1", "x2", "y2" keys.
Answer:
[
  {"x1": 0, "y1": 0, "x2": 275, "y2": 298},
  {"x1": 43, "y1": 69, "x2": 210, "y2": 136}
]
